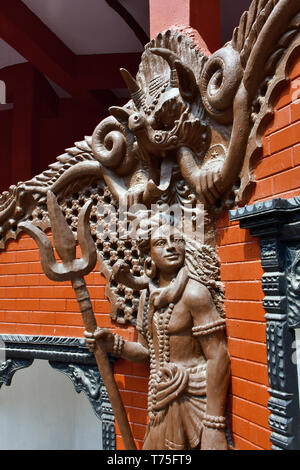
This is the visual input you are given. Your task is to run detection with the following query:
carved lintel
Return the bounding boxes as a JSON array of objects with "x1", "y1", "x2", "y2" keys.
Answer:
[
  {"x1": 260, "y1": 239, "x2": 285, "y2": 272},
  {"x1": 266, "y1": 321, "x2": 294, "y2": 391},
  {"x1": 262, "y1": 272, "x2": 286, "y2": 296},
  {"x1": 0, "y1": 334, "x2": 95, "y2": 364},
  {"x1": 270, "y1": 433, "x2": 295, "y2": 450}
]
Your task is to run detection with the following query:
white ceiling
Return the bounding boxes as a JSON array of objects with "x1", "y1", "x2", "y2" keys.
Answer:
[
  {"x1": 0, "y1": 38, "x2": 27, "y2": 69},
  {"x1": 21, "y1": 0, "x2": 149, "y2": 54},
  {"x1": 0, "y1": 1, "x2": 253, "y2": 72},
  {"x1": 0, "y1": 0, "x2": 149, "y2": 71}
]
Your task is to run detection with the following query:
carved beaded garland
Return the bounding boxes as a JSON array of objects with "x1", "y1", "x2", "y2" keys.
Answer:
[
  {"x1": 112, "y1": 333, "x2": 125, "y2": 357},
  {"x1": 192, "y1": 319, "x2": 226, "y2": 337},
  {"x1": 147, "y1": 303, "x2": 174, "y2": 423}
]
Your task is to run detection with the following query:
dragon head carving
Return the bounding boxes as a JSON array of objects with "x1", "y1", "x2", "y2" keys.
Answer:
[{"x1": 92, "y1": 32, "x2": 212, "y2": 171}]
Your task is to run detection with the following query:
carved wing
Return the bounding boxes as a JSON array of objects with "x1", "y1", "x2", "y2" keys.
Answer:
[
  {"x1": 238, "y1": 0, "x2": 300, "y2": 202},
  {"x1": 200, "y1": 0, "x2": 300, "y2": 203}
]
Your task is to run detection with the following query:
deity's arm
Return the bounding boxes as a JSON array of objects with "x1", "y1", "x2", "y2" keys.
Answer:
[
  {"x1": 101, "y1": 166, "x2": 146, "y2": 207},
  {"x1": 119, "y1": 331, "x2": 150, "y2": 364},
  {"x1": 111, "y1": 259, "x2": 149, "y2": 291},
  {"x1": 108, "y1": 286, "x2": 150, "y2": 364},
  {"x1": 119, "y1": 288, "x2": 151, "y2": 364},
  {"x1": 197, "y1": 330, "x2": 230, "y2": 418},
  {"x1": 185, "y1": 280, "x2": 230, "y2": 449},
  {"x1": 186, "y1": 279, "x2": 230, "y2": 417},
  {"x1": 87, "y1": 285, "x2": 150, "y2": 364},
  {"x1": 177, "y1": 146, "x2": 223, "y2": 206},
  {"x1": 86, "y1": 327, "x2": 149, "y2": 365}
]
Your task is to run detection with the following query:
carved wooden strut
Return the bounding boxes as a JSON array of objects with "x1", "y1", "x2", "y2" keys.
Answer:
[{"x1": 0, "y1": 0, "x2": 299, "y2": 450}]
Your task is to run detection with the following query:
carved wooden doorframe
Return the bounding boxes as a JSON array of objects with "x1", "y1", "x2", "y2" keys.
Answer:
[
  {"x1": 0, "y1": 334, "x2": 116, "y2": 450},
  {"x1": 231, "y1": 197, "x2": 300, "y2": 450}
]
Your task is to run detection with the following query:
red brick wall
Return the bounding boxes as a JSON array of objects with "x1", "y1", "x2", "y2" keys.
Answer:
[
  {"x1": 0, "y1": 233, "x2": 148, "y2": 450},
  {"x1": 217, "y1": 56, "x2": 300, "y2": 450}
]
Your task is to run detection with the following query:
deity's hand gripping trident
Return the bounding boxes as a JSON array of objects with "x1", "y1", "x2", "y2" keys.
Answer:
[{"x1": 19, "y1": 190, "x2": 137, "y2": 450}]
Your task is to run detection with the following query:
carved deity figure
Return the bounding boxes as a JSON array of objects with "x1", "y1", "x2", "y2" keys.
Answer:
[{"x1": 85, "y1": 212, "x2": 230, "y2": 450}]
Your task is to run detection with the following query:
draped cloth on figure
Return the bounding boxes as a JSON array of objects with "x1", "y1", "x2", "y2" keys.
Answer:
[
  {"x1": 143, "y1": 362, "x2": 207, "y2": 450},
  {"x1": 136, "y1": 267, "x2": 208, "y2": 450}
]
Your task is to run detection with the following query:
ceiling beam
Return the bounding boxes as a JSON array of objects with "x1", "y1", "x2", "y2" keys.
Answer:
[
  {"x1": 0, "y1": 0, "x2": 76, "y2": 89},
  {"x1": 0, "y1": 63, "x2": 59, "y2": 118},
  {"x1": 0, "y1": 1, "x2": 141, "y2": 107},
  {"x1": 9, "y1": 64, "x2": 42, "y2": 183},
  {"x1": 76, "y1": 53, "x2": 141, "y2": 91},
  {"x1": 105, "y1": 0, "x2": 149, "y2": 46}
]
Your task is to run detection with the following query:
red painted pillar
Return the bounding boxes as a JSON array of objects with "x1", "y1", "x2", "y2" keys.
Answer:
[
  {"x1": 0, "y1": 109, "x2": 12, "y2": 193},
  {"x1": 10, "y1": 64, "x2": 40, "y2": 184},
  {"x1": 0, "y1": 63, "x2": 60, "y2": 186},
  {"x1": 149, "y1": 0, "x2": 220, "y2": 53}
]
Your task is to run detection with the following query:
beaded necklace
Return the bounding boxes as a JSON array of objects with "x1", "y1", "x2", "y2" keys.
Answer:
[
  {"x1": 147, "y1": 299, "x2": 175, "y2": 420},
  {"x1": 140, "y1": 269, "x2": 188, "y2": 422}
]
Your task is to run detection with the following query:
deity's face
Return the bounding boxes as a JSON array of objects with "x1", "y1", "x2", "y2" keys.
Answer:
[{"x1": 150, "y1": 224, "x2": 185, "y2": 275}]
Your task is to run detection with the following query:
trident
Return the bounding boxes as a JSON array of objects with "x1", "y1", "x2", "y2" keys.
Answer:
[{"x1": 19, "y1": 190, "x2": 136, "y2": 450}]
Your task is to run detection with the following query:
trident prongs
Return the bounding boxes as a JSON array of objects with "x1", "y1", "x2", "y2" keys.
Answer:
[
  {"x1": 18, "y1": 190, "x2": 137, "y2": 450},
  {"x1": 19, "y1": 191, "x2": 97, "y2": 282}
]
